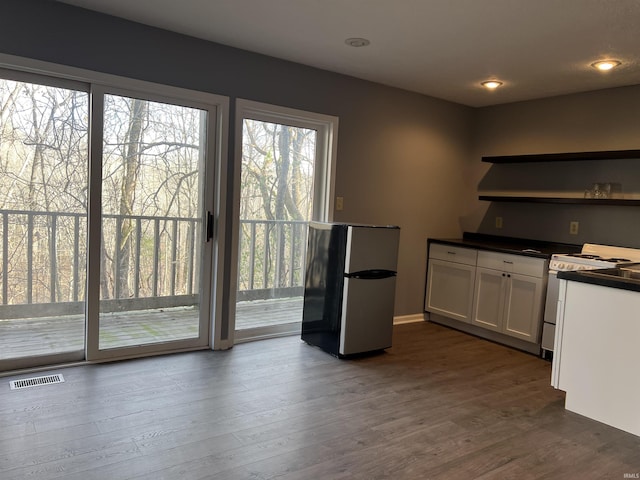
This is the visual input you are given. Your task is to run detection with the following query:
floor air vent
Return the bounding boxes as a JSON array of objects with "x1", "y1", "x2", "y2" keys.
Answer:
[{"x1": 10, "y1": 374, "x2": 65, "y2": 390}]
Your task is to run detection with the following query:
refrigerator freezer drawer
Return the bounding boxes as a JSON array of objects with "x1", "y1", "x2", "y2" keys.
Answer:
[{"x1": 339, "y1": 276, "x2": 396, "y2": 355}]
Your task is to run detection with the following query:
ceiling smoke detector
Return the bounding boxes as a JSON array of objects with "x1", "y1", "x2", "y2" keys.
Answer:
[
  {"x1": 591, "y1": 60, "x2": 621, "y2": 71},
  {"x1": 345, "y1": 37, "x2": 370, "y2": 47}
]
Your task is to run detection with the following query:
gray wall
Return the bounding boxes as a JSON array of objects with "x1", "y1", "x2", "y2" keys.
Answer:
[
  {"x1": 471, "y1": 85, "x2": 640, "y2": 248},
  {"x1": 1, "y1": 0, "x2": 473, "y2": 317}
]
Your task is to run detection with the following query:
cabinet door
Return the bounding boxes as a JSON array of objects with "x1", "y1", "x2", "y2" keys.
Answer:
[
  {"x1": 425, "y1": 259, "x2": 475, "y2": 323},
  {"x1": 502, "y1": 273, "x2": 544, "y2": 342},
  {"x1": 471, "y1": 267, "x2": 505, "y2": 332}
]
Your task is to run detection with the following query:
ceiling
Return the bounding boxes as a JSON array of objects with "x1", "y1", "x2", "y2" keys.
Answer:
[{"x1": 57, "y1": 0, "x2": 640, "y2": 107}]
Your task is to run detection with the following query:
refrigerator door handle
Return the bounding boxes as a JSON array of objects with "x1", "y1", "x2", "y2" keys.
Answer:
[{"x1": 345, "y1": 269, "x2": 397, "y2": 280}]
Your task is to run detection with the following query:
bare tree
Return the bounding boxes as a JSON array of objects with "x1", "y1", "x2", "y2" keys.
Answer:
[
  {"x1": 102, "y1": 95, "x2": 203, "y2": 300},
  {"x1": 0, "y1": 78, "x2": 204, "y2": 307},
  {"x1": 238, "y1": 119, "x2": 317, "y2": 291},
  {"x1": 116, "y1": 97, "x2": 147, "y2": 299}
]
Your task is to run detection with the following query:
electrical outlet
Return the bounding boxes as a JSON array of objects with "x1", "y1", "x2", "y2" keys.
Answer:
[
  {"x1": 569, "y1": 221, "x2": 579, "y2": 235},
  {"x1": 335, "y1": 196, "x2": 344, "y2": 211},
  {"x1": 495, "y1": 216, "x2": 503, "y2": 229}
]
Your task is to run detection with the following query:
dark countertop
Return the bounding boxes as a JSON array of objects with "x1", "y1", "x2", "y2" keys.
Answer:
[
  {"x1": 558, "y1": 267, "x2": 640, "y2": 293},
  {"x1": 428, "y1": 232, "x2": 581, "y2": 259}
]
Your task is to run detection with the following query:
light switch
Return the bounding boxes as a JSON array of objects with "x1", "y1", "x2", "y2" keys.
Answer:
[{"x1": 336, "y1": 196, "x2": 344, "y2": 211}]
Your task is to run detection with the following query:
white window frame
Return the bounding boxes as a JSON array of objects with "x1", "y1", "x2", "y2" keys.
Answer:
[
  {"x1": 86, "y1": 85, "x2": 220, "y2": 361},
  {"x1": 0, "y1": 53, "x2": 230, "y2": 368},
  {"x1": 226, "y1": 98, "x2": 338, "y2": 346}
]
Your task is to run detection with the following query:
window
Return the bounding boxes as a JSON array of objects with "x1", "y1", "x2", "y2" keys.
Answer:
[
  {"x1": 0, "y1": 57, "x2": 229, "y2": 371},
  {"x1": 230, "y1": 99, "x2": 338, "y2": 343}
]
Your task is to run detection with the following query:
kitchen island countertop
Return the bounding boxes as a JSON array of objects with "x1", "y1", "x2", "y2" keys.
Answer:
[{"x1": 558, "y1": 267, "x2": 640, "y2": 293}]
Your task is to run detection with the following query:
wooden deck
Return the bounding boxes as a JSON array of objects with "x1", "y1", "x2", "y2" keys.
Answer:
[{"x1": 0, "y1": 297, "x2": 302, "y2": 361}]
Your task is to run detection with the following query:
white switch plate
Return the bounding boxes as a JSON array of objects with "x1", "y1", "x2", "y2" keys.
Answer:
[
  {"x1": 336, "y1": 196, "x2": 344, "y2": 211},
  {"x1": 569, "y1": 221, "x2": 579, "y2": 235}
]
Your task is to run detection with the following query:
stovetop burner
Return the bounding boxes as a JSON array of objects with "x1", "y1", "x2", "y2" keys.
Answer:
[{"x1": 552, "y1": 246, "x2": 640, "y2": 272}]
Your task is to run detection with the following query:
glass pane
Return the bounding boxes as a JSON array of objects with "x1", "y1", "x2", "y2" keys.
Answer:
[
  {"x1": 99, "y1": 94, "x2": 205, "y2": 349},
  {"x1": 235, "y1": 119, "x2": 317, "y2": 333},
  {"x1": 0, "y1": 78, "x2": 89, "y2": 363}
]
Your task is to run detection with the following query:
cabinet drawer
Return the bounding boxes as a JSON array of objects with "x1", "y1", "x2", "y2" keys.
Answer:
[
  {"x1": 477, "y1": 251, "x2": 546, "y2": 277},
  {"x1": 429, "y1": 243, "x2": 477, "y2": 266}
]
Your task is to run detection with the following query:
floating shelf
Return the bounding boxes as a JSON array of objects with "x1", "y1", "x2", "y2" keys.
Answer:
[
  {"x1": 482, "y1": 149, "x2": 640, "y2": 164},
  {"x1": 479, "y1": 195, "x2": 640, "y2": 206}
]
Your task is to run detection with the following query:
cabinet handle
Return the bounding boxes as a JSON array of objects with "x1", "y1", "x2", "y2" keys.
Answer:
[
  {"x1": 447, "y1": 251, "x2": 456, "y2": 255},
  {"x1": 502, "y1": 273, "x2": 506, "y2": 277},
  {"x1": 503, "y1": 260, "x2": 513, "y2": 264},
  {"x1": 507, "y1": 274, "x2": 511, "y2": 278}
]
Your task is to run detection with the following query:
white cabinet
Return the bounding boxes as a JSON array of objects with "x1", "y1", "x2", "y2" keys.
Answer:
[
  {"x1": 425, "y1": 244, "x2": 477, "y2": 323},
  {"x1": 472, "y1": 267, "x2": 504, "y2": 331},
  {"x1": 471, "y1": 251, "x2": 546, "y2": 343}
]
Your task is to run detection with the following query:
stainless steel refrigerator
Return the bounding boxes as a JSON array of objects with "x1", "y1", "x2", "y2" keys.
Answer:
[{"x1": 301, "y1": 222, "x2": 400, "y2": 357}]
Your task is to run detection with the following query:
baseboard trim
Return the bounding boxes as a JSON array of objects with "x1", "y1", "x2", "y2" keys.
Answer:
[{"x1": 393, "y1": 314, "x2": 425, "y2": 325}]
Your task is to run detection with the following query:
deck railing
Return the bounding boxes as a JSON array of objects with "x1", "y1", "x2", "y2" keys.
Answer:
[
  {"x1": 0, "y1": 209, "x2": 307, "y2": 318},
  {"x1": 236, "y1": 219, "x2": 307, "y2": 301}
]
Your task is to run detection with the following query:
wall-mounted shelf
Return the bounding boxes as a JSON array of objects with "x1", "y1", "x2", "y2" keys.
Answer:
[
  {"x1": 482, "y1": 149, "x2": 640, "y2": 164},
  {"x1": 479, "y1": 195, "x2": 640, "y2": 206}
]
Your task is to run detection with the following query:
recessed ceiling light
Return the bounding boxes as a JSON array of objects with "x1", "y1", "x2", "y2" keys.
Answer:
[
  {"x1": 591, "y1": 60, "x2": 621, "y2": 71},
  {"x1": 345, "y1": 37, "x2": 370, "y2": 47},
  {"x1": 481, "y1": 80, "x2": 503, "y2": 89}
]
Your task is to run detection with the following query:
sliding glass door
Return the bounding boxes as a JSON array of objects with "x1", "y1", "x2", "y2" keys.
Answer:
[
  {"x1": 93, "y1": 92, "x2": 210, "y2": 355},
  {"x1": 0, "y1": 68, "x2": 222, "y2": 371},
  {"x1": 0, "y1": 72, "x2": 89, "y2": 371}
]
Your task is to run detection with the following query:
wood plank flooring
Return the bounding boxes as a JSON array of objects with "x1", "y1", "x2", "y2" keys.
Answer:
[{"x1": 1, "y1": 321, "x2": 639, "y2": 479}]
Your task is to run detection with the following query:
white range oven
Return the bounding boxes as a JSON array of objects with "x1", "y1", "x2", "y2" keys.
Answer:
[{"x1": 541, "y1": 243, "x2": 640, "y2": 358}]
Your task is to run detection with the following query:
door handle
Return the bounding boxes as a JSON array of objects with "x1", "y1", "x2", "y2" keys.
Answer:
[{"x1": 206, "y1": 211, "x2": 214, "y2": 242}]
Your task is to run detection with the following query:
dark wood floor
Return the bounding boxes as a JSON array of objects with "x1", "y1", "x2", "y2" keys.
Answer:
[{"x1": 1, "y1": 321, "x2": 639, "y2": 479}]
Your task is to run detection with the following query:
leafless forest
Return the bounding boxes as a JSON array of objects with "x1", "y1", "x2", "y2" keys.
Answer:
[{"x1": 0, "y1": 77, "x2": 317, "y2": 311}]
